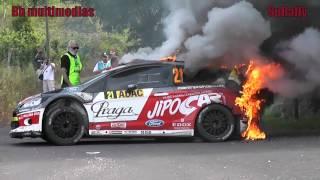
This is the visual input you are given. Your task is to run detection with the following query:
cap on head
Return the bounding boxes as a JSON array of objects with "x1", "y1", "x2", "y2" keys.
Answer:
[{"x1": 103, "y1": 52, "x2": 109, "y2": 57}]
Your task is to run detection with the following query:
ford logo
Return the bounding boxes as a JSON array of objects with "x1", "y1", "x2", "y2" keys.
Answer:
[{"x1": 145, "y1": 119, "x2": 164, "y2": 127}]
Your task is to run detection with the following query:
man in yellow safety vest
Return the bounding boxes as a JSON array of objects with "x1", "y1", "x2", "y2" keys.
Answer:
[{"x1": 60, "y1": 40, "x2": 83, "y2": 88}]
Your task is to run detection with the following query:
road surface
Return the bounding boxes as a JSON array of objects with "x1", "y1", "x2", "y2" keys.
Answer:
[{"x1": 1, "y1": 126, "x2": 320, "y2": 180}]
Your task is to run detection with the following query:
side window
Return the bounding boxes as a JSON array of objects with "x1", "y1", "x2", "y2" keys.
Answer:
[
  {"x1": 137, "y1": 66, "x2": 171, "y2": 87},
  {"x1": 83, "y1": 77, "x2": 106, "y2": 93},
  {"x1": 106, "y1": 66, "x2": 171, "y2": 90},
  {"x1": 107, "y1": 68, "x2": 145, "y2": 90}
]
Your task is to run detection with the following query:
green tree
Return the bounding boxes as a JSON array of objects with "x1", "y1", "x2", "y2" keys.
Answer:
[
  {"x1": 0, "y1": 16, "x2": 44, "y2": 66},
  {"x1": 81, "y1": 0, "x2": 166, "y2": 48}
]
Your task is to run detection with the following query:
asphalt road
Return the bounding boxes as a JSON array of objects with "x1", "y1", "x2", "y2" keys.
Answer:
[{"x1": 1, "y1": 127, "x2": 320, "y2": 180}]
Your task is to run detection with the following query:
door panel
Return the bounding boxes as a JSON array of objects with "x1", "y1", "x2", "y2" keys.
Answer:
[
  {"x1": 90, "y1": 88, "x2": 153, "y2": 123},
  {"x1": 137, "y1": 87, "x2": 194, "y2": 132}
]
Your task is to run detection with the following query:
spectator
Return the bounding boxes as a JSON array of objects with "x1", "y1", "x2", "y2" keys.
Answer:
[
  {"x1": 93, "y1": 52, "x2": 111, "y2": 74},
  {"x1": 34, "y1": 48, "x2": 46, "y2": 76},
  {"x1": 109, "y1": 48, "x2": 118, "y2": 58},
  {"x1": 40, "y1": 58, "x2": 55, "y2": 93},
  {"x1": 109, "y1": 48, "x2": 119, "y2": 67},
  {"x1": 60, "y1": 40, "x2": 83, "y2": 88}
]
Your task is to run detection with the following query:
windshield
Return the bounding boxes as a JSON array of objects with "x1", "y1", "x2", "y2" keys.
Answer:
[{"x1": 81, "y1": 73, "x2": 105, "y2": 85}]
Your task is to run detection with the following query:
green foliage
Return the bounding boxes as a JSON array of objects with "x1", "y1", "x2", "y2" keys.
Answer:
[
  {"x1": 11, "y1": 16, "x2": 33, "y2": 32},
  {"x1": 82, "y1": 0, "x2": 166, "y2": 47},
  {"x1": 0, "y1": 17, "x2": 45, "y2": 66},
  {"x1": 97, "y1": 28, "x2": 141, "y2": 55},
  {"x1": 262, "y1": 114, "x2": 320, "y2": 135},
  {"x1": 0, "y1": 62, "x2": 40, "y2": 123},
  {"x1": 0, "y1": 1, "x2": 141, "y2": 123}
]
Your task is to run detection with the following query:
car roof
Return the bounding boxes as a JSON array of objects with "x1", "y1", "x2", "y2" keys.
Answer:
[
  {"x1": 94, "y1": 59, "x2": 184, "y2": 78},
  {"x1": 120, "y1": 59, "x2": 184, "y2": 68}
]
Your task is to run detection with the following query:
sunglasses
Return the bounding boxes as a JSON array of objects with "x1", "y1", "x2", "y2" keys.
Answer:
[{"x1": 72, "y1": 47, "x2": 79, "y2": 50}]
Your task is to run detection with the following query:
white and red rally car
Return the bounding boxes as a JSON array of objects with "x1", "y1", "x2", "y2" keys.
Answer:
[{"x1": 10, "y1": 60, "x2": 247, "y2": 145}]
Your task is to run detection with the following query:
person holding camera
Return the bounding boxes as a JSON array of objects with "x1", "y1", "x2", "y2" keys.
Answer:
[{"x1": 39, "y1": 58, "x2": 56, "y2": 93}]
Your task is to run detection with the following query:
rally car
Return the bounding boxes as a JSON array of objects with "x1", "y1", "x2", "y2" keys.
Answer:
[{"x1": 10, "y1": 60, "x2": 247, "y2": 145}]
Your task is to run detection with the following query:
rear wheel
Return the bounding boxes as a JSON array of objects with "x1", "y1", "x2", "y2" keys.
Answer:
[
  {"x1": 196, "y1": 104, "x2": 235, "y2": 142},
  {"x1": 44, "y1": 101, "x2": 85, "y2": 145}
]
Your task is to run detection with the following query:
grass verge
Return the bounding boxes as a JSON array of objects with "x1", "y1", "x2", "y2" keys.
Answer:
[
  {"x1": 261, "y1": 115, "x2": 320, "y2": 136},
  {"x1": 0, "y1": 63, "x2": 41, "y2": 125}
]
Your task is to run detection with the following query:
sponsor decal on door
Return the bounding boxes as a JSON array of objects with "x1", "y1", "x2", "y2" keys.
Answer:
[
  {"x1": 89, "y1": 88, "x2": 153, "y2": 122},
  {"x1": 147, "y1": 93, "x2": 223, "y2": 119}
]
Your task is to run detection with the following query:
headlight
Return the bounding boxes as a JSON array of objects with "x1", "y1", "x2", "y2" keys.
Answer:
[{"x1": 20, "y1": 95, "x2": 42, "y2": 109}]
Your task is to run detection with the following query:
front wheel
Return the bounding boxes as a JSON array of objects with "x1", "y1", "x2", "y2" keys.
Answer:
[
  {"x1": 196, "y1": 104, "x2": 235, "y2": 142},
  {"x1": 44, "y1": 102, "x2": 85, "y2": 145}
]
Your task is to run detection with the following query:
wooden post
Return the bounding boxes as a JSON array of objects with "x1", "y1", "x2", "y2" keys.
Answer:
[
  {"x1": 294, "y1": 98, "x2": 299, "y2": 120},
  {"x1": 7, "y1": 48, "x2": 12, "y2": 67},
  {"x1": 45, "y1": 0, "x2": 50, "y2": 58},
  {"x1": 3, "y1": 0, "x2": 6, "y2": 19}
]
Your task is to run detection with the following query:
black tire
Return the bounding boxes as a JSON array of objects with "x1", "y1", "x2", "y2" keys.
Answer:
[
  {"x1": 231, "y1": 116, "x2": 242, "y2": 140},
  {"x1": 44, "y1": 101, "x2": 86, "y2": 145},
  {"x1": 196, "y1": 104, "x2": 235, "y2": 142},
  {"x1": 41, "y1": 133, "x2": 52, "y2": 143}
]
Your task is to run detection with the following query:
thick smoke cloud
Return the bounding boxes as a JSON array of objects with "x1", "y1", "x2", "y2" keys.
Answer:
[
  {"x1": 269, "y1": 28, "x2": 320, "y2": 97},
  {"x1": 121, "y1": 0, "x2": 270, "y2": 70},
  {"x1": 182, "y1": 1, "x2": 270, "y2": 73},
  {"x1": 121, "y1": 1, "x2": 201, "y2": 63},
  {"x1": 120, "y1": 0, "x2": 320, "y2": 99}
]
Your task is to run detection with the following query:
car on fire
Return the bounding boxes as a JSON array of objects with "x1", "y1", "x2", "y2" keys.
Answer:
[{"x1": 10, "y1": 60, "x2": 247, "y2": 145}]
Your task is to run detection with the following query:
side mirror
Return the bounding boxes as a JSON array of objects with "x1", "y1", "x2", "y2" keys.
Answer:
[{"x1": 127, "y1": 84, "x2": 137, "y2": 91}]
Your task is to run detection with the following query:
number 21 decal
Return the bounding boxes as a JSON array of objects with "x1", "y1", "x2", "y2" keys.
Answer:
[{"x1": 173, "y1": 67, "x2": 183, "y2": 84}]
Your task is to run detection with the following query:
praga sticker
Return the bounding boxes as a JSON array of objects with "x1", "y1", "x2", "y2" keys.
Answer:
[{"x1": 88, "y1": 88, "x2": 153, "y2": 122}]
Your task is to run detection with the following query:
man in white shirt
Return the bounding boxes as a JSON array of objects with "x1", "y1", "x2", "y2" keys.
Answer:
[
  {"x1": 93, "y1": 52, "x2": 112, "y2": 74},
  {"x1": 41, "y1": 59, "x2": 56, "y2": 92}
]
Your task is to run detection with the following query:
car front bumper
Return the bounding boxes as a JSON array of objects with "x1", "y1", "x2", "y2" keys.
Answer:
[
  {"x1": 10, "y1": 108, "x2": 45, "y2": 139},
  {"x1": 9, "y1": 130, "x2": 42, "y2": 138}
]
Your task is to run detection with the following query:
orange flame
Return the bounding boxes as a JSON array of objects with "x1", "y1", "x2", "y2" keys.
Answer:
[
  {"x1": 160, "y1": 55, "x2": 176, "y2": 62},
  {"x1": 235, "y1": 60, "x2": 283, "y2": 140}
]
